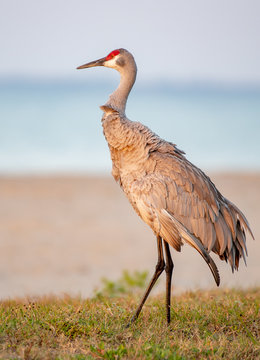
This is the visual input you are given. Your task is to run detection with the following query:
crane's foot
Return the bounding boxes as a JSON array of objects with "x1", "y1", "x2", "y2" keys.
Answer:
[
  {"x1": 125, "y1": 312, "x2": 139, "y2": 328},
  {"x1": 125, "y1": 320, "x2": 132, "y2": 329}
]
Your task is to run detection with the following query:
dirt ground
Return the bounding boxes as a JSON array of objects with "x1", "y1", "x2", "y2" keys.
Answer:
[{"x1": 0, "y1": 173, "x2": 259, "y2": 299}]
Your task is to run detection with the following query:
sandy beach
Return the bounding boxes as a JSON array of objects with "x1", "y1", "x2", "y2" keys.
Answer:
[{"x1": 0, "y1": 173, "x2": 259, "y2": 299}]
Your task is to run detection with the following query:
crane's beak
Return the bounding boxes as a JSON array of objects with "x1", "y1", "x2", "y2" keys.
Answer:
[{"x1": 76, "y1": 57, "x2": 106, "y2": 69}]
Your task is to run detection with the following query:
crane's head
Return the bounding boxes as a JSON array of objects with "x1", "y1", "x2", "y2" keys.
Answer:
[{"x1": 77, "y1": 48, "x2": 136, "y2": 74}]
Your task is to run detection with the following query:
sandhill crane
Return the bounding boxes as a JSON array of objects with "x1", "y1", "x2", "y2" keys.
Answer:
[{"x1": 77, "y1": 48, "x2": 254, "y2": 325}]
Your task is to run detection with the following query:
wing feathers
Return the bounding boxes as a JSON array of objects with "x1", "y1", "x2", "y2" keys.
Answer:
[
  {"x1": 160, "y1": 210, "x2": 220, "y2": 286},
  {"x1": 125, "y1": 152, "x2": 253, "y2": 279},
  {"x1": 222, "y1": 205, "x2": 236, "y2": 239},
  {"x1": 158, "y1": 210, "x2": 182, "y2": 251},
  {"x1": 207, "y1": 222, "x2": 217, "y2": 252}
]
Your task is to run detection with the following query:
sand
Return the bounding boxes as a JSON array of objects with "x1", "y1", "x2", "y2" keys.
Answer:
[{"x1": 0, "y1": 173, "x2": 259, "y2": 299}]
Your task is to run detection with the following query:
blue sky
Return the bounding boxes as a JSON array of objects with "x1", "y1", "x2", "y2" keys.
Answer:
[{"x1": 1, "y1": 0, "x2": 260, "y2": 84}]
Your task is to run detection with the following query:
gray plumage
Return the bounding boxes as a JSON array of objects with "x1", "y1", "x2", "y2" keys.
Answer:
[{"x1": 77, "y1": 48, "x2": 254, "y2": 324}]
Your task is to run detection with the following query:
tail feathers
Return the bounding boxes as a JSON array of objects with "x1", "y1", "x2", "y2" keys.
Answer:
[
  {"x1": 208, "y1": 257, "x2": 220, "y2": 287},
  {"x1": 224, "y1": 200, "x2": 254, "y2": 271},
  {"x1": 228, "y1": 200, "x2": 254, "y2": 240},
  {"x1": 161, "y1": 210, "x2": 220, "y2": 286}
]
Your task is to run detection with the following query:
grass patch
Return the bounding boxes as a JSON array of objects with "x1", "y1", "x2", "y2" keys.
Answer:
[
  {"x1": 0, "y1": 276, "x2": 259, "y2": 359},
  {"x1": 94, "y1": 270, "x2": 149, "y2": 298}
]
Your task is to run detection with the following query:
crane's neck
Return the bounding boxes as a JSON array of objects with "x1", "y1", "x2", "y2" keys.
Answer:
[{"x1": 105, "y1": 64, "x2": 137, "y2": 115}]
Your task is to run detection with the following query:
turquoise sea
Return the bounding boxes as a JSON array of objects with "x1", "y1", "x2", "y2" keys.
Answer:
[{"x1": 0, "y1": 79, "x2": 259, "y2": 174}]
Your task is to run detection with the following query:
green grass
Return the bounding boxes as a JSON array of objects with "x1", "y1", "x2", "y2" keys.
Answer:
[{"x1": 0, "y1": 273, "x2": 259, "y2": 359}]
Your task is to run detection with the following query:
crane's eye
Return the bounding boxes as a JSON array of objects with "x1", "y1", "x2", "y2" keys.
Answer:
[{"x1": 106, "y1": 49, "x2": 120, "y2": 61}]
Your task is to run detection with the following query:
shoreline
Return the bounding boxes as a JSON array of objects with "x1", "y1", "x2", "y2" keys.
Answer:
[{"x1": 0, "y1": 172, "x2": 259, "y2": 299}]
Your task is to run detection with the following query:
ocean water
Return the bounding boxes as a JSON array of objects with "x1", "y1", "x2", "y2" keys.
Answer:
[{"x1": 0, "y1": 79, "x2": 259, "y2": 174}]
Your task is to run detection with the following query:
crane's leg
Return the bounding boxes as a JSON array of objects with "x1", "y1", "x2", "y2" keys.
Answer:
[
  {"x1": 163, "y1": 240, "x2": 174, "y2": 324},
  {"x1": 127, "y1": 236, "x2": 165, "y2": 326}
]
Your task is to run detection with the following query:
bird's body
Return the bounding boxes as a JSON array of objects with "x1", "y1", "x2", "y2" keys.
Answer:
[{"x1": 77, "y1": 48, "x2": 254, "y2": 325}]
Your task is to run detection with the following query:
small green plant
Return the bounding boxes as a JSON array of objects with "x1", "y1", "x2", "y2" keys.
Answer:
[
  {"x1": 95, "y1": 269, "x2": 148, "y2": 297},
  {"x1": 90, "y1": 343, "x2": 127, "y2": 359}
]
